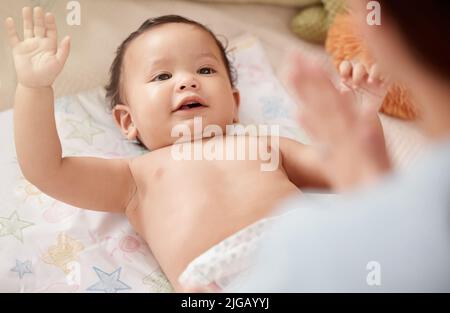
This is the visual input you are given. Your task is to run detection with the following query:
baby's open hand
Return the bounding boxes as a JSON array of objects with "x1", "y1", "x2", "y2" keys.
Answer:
[{"x1": 5, "y1": 7, "x2": 70, "y2": 88}]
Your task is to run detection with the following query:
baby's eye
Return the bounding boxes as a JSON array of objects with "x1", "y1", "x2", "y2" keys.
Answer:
[
  {"x1": 152, "y1": 73, "x2": 172, "y2": 81},
  {"x1": 198, "y1": 67, "x2": 216, "y2": 75}
]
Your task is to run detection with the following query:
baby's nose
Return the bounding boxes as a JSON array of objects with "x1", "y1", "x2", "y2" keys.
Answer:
[
  {"x1": 177, "y1": 75, "x2": 199, "y2": 91},
  {"x1": 179, "y1": 82, "x2": 198, "y2": 90}
]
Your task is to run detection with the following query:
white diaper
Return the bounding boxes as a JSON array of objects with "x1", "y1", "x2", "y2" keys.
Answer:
[{"x1": 178, "y1": 215, "x2": 279, "y2": 290}]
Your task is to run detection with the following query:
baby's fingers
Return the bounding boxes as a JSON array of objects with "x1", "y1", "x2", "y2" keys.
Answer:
[
  {"x1": 56, "y1": 36, "x2": 71, "y2": 65},
  {"x1": 339, "y1": 60, "x2": 352, "y2": 81},
  {"x1": 352, "y1": 62, "x2": 368, "y2": 87},
  {"x1": 4, "y1": 17, "x2": 20, "y2": 47},
  {"x1": 45, "y1": 12, "x2": 57, "y2": 41},
  {"x1": 368, "y1": 64, "x2": 391, "y2": 87},
  {"x1": 368, "y1": 64, "x2": 381, "y2": 83},
  {"x1": 33, "y1": 7, "x2": 45, "y2": 37},
  {"x1": 22, "y1": 7, "x2": 33, "y2": 39}
]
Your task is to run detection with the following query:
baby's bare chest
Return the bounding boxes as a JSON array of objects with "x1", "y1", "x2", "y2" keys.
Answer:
[
  {"x1": 129, "y1": 137, "x2": 287, "y2": 206},
  {"x1": 135, "y1": 150, "x2": 271, "y2": 196},
  {"x1": 125, "y1": 138, "x2": 297, "y2": 246}
]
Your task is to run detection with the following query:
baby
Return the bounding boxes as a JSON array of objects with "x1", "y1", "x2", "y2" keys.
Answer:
[{"x1": 5, "y1": 7, "x2": 390, "y2": 291}]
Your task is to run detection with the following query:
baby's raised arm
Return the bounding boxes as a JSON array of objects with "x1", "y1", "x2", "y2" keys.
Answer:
[{"x1": 6, "y1": 7, "x2": 136, "y2": 213}]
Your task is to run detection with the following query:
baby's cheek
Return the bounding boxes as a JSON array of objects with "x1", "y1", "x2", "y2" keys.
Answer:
[{"x1": 141, "y1": 131, "x2": 167, "y2": 151}]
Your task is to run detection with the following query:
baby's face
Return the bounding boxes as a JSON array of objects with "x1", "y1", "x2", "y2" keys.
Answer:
[{"x1": 116, "y1": 23, "x2": 239, "y2": 150}]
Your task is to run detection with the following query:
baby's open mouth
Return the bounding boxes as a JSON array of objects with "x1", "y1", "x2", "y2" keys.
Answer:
[
  {"x1": 174, "y1": 96, "x2": 209, "y2": 112},
  {"x1": 178, "y1": 102, "x2": 205, "y2": 110}
]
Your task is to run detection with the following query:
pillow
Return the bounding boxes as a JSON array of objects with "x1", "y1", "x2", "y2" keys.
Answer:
[{"x1": 0, "y1": 34, "x2": 305, "y2": 293}]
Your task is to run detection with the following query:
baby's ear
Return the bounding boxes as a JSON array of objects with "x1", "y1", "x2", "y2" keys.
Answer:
[
  {"x1": 112, "y1": 104, "x2": 138, "y2": 140},
  {"x1": 232, "y1": 89, "x2": 240, "y2": 123}
]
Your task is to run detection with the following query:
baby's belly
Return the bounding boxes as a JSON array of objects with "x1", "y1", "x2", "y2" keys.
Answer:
[{"x1": 127, "y1": 142, "x2": 299, "y2": 290}]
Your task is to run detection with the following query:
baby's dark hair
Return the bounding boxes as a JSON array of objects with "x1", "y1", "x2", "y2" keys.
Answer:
[{"x1": 105, "y1": 15, "x2": 237, "y2": 110}]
